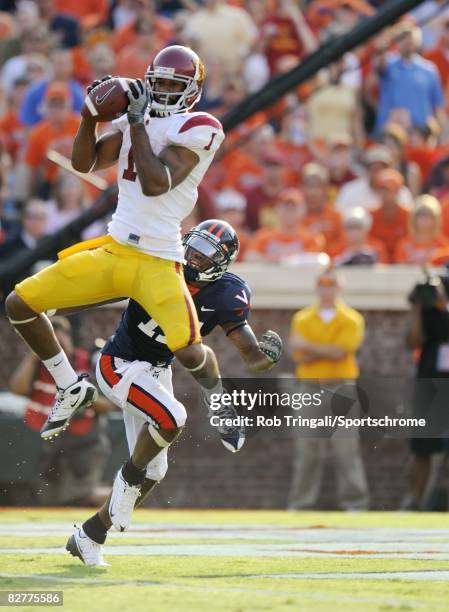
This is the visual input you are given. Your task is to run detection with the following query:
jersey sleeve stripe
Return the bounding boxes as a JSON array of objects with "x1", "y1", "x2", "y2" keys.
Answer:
[
  {"x1": 178, "y1": 114, "x2": 223, "y2": 134},
  {"x1": 129, "y1": 384, "x2": 178, "y2": 429}
]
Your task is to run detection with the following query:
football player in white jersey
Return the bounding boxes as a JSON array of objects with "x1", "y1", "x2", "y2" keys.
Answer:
[{"x1": 6, "y1": 46, "x2": 229, "y2": 453}]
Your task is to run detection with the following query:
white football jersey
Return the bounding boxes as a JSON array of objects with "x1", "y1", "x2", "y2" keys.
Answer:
[{"x1": 107, "y1": 111, "x2": 224, "y2": 261}]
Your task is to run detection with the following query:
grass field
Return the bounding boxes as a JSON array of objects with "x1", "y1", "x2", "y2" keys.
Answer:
[{"x1": 1, "y1": 508, "x2": 449, "y2": 611}]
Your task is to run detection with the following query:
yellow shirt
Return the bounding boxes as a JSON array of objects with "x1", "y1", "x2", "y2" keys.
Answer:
[{"x1": 291, "y1": 302, "x2": 364, "y2": 379}]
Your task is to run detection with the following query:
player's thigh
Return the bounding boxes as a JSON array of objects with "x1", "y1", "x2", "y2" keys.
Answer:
[
  {"x1": 132, "y1": 259, "x2": 200, "y2": 353},
  {"x1": 97, "y1": 354, "x2": 186, "y2": 430},
  {"x1": 14, "y1": 247, "x2": 135, "y2": 313}
]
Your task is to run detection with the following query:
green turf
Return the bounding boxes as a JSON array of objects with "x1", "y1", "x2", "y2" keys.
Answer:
[{"x1": 1, "y1": 509, "x2": 448, "y2": 612}]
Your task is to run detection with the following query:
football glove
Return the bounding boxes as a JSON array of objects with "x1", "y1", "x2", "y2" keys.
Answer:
[
  {"x1": 259, "y1": 330, "x2": 283, "y2": 364},
  {"x1": 87, "y1": 75, "x2": 114, "y2": 94},
  {"x1": 127, "y1": 78, "x2": 149, "y2": 125}
]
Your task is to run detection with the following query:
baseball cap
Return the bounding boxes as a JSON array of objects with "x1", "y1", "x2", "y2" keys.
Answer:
[
  {"x1": 376, "y1": 168, "x2": 404, "y2": 190},
  {"x1": 45, "y1": 81, "x2": 70, "y2": 102},
  {"x1": 363, "y1": 146, "x2": 393, "y2": 166},
  {"x1": 216, "y1": 189, "x2": 247, "y2": 212},
  {"x1": 302, "y1": 162, "x2": 330, "y2": 184}
]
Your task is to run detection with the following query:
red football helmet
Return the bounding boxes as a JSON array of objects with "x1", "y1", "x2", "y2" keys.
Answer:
[{"x1": 145, "y1": 45, "x2": 204, "y2": 116}]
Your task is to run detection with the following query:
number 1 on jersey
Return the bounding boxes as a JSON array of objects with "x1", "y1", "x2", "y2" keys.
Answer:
[{"x1": 123, "y1": 148, "x2": 137, "y2": 182}]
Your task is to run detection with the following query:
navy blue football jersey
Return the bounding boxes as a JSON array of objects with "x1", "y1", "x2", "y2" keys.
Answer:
[{"x1": 103, "y1": 272, "x2": 251, "y2": 365}]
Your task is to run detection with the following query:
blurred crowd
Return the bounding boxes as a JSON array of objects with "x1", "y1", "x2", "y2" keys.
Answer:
[{"x1": 3, "y1": 0, "x2": 449, "y2": 269}]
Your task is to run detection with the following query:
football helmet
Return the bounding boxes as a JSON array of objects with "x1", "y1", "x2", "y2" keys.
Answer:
[
  {"x1": 145, "y1": 45, "x2": 204, "y2": 116},
  {"x1": 183, "y1": 219, "x2": 239, "y2": 283}
]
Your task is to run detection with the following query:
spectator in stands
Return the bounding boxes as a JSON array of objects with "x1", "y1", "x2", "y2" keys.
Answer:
[
  {"x1": 323, "y1": 134, "x2": 358, "y2": 202},
  {"x1": 278, "y1": 105, "x2": 312, "y2": 183},
  {"x1": 300, "y1": 163, "x2": 344, "y2": 257},
  {"x1": 215, "y1": 188, "x2": 249, "y2": 261},
  {"x1": 333, "y1": 207, "x2": 388, "y2": 265},
  {"x1": 288, "y1": 267, "x2": 369, "y2": 511},
  {"x1": 404, "y1": 275, "x2": 449, "y2": 510},
  {"x1": 14, "y1": 81, "x2": 80, "y2": 202},
  {"x1": 336, "y1": 145, "x2": 413, "y2": 213},
  {"x1": 112, "y1": 0, "x2": 173, "y2": 54},
  {"x1": 244, "y1": 149, "x2": 287, "y2": 231},
  {"x1": 395, "y1": 195, "x2": 449, "y2": 264},
  {"x1": 1, "y1": 22, "x2": 50, "y2": 92},
  {"x1": 10, "y1": 315, "x2": 112, "y2": 506},
  {"x1": 20, "y1": 48, "x2": 84, "y2": 127},
  {"x1": 44, "y1": 171, "x2": 106, "y2": 239},
  {"x1": 307, "y1": 56, "x2": 364, "y2": 149},
  {"x1": 259, "y1": 0, "x2": 317, "y2": 75},
  {"x1": 220, "y1": 124, "x2": 277, "y2": 193},
  {"x1": 379, "y1": 123, "x2": 422, "y2": 197},
  {"x1": 425, "y1": 17, "x2": 449, "y2": 92},
  {"x1": 0, "y1": 77, "x2": 29, "y2": 164},
  {"x1": 84, "y1": 42, "x2": 116, "y2": 87},
  {"x1": 184, "y1": 0, "x2": 257, "y2": 71},
  {"x1": 369, "y1": 168, "x2": 410, "y2": 262},
  {"x1": 375, "y1": 23, "x2": 446, "y2": 134},
  {"x1": 0, "y1": 198, "x2": 48, "y2": 259},
  {"x1": 0, "y1": 199, "x2": 48, "y2": 301},
  {"x1": 245, "y1": 187, "x2": 322, "y2": 263},
  {"x1": 37, "y1": 0, "x2": 81, "y2": 48}
]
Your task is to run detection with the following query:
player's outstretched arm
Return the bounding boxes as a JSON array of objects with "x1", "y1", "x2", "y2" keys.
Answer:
[{"x1": 223, "y1": 323, "x2": 283, "y2": 373}]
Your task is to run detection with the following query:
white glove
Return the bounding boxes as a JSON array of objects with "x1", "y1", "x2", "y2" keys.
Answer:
[
  {"x1": 127, "y1": 78, "x2": 149, "y2": 125},
  {"x1": 259, "y1": 330, "x2": 283, "y2": 364}
]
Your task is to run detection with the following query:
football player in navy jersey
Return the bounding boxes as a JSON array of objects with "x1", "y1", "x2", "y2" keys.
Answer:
[{"x1": 65, "y1": 220, "x2": 283, "y2": 566}]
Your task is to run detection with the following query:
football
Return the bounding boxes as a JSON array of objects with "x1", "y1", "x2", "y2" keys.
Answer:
[{"x1": 81, "y1": 77, "x2": 132, "y2": 122}]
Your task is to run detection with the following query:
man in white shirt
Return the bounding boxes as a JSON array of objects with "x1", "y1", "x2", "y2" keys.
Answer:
[{"x1": 335, "y1": 146, "x2": 413, "y2": 214}]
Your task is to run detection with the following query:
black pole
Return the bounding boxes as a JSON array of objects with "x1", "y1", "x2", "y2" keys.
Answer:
[{"x1": 221, "y1": 0, "x2": 426, "y2": 132}]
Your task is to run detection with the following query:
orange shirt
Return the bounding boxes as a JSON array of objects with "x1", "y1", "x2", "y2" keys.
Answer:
[
  {"x1": 405, "y1": 143, "x2": 449, "y2": 183},
  {"x1": 425, "y1": 47, "x2": 449, "y2": 89},
  {"x1": 301, "y1": 206, "x2": 344, "y2": 257},
  {"x1": 112, "y1": 18, "x2": 173, "y2": 53},
  {"x1": 24, "y1": 114, "x2": 81, "y2": 183},
  {"x1": 332, "y1": 237, "x2": 388, "y2": 264},
  {"x1": 394, "y1": 235, "x2": 449, "y2": 264},
  {"x1": 55, "y1": 0, "x2": 108, "y2": 22},
  {"x1": 0, "y1": 108, "x2": 25, "y2": 162},
  {"x1": 248, "y1": 227, "x2": 322, "y2": 260},
  {"x1": 221, "y1": 150, "x2": 263, "y2": 192},
  {"x1": 369, "y1": 204, "x2": 410, "y2": 263}
]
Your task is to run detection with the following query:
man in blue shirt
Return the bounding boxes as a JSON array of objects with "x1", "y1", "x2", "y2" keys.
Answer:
[
  {"x1": 375, "y1": 24, "x2": 446, "y2": 134},
  {"x1": 20, "y1": 49, "x2": 84, "y2": 127}
]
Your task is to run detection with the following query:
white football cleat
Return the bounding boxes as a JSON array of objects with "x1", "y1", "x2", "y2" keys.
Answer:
[
  {"x1": 40, "y1": 374, "x2": 97, "y2": 440},
  {"x1": 109, "y1": 469, "x2": 141, "y2": 532},
  {"x1": 66, "y1": 526, "x2": 109, "y2": 567}
]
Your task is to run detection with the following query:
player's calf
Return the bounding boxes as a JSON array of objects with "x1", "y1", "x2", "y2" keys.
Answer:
[{"x1": 109, "y1": 419, "x2": 185, "y2": 532}]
